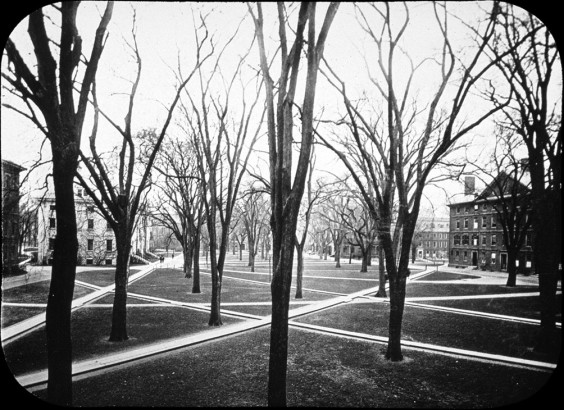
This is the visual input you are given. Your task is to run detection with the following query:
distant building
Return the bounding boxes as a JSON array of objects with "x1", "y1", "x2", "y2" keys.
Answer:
[
  {"x1": 416, "y1": 217, "x2": 450, "y2": 260},
  {"x1": 36, "y1": 189, "x2": 117, "y2": 266},
  {"x1": 2, "y1": 159, "x2": 26, "y2": 273},
  {"x1": 447, "y1": 175, "x2": 533, "y2": 273}
]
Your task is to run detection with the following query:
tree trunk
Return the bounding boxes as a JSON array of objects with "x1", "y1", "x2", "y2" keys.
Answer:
[
  {"x1": 192, "y1": 233, "x2": 201, "y2": 293},
  {"x1": 109, "y1": 230, "x2": 131, "y2": 341},
  {"x1": 268, "y1": 220, "x2": 296, "y2": 406},
  {"x1": 386, "y1": 272, "x2": 406, "y2": 361},
  {"x1": 184, "y1": 237, "x2": 193, "y2": 279},
  {"x1": 376, "y1": 245, "x2": 387, "y2": 297},
  {"x1": 505, "y1": 248, "x2": 518, "y2": 287},
  {"x1": 334, "y1": 242, "x2": 341, "y2": 268},
  {"x1": 533, "y1": 190, "x2": 560, "y2": 352},
  {"x1": 46, "y1": 156, "x2": 78, "y2": 406},
  {"x1": 295, "y1": 242, "x2": 304, "y2": 299},
  {"x1": 239, "y1": 245, "x2": 243, "y2": 261},
  {"x1": 360, "y1": 249, "x2": 368, "y2": 273}
]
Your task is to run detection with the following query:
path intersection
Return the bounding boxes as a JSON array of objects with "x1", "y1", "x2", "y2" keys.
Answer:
[{"x1": 1, "y1": 253, "x2": 561, "y2": 403}]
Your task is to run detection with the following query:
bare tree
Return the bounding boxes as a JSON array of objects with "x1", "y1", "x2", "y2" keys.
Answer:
[
  {"x1": 317, "y1": 2, "x2": 506, "y2": 361},
  {"x1": 248, "y1": 2, "x2": 339, "y2": 405},
  {"x1": 2, "y1": 2, "x2": 113, "y2": 403},
  {"x1": 470, "y1": 131, "x2": 533, "y2": 287},
  {"x1": 75, "y1": 8, "x2": 212, "y2": 341},
  {"x1": 487, "y1": 3, "x2": 561, "y2": 352},
  {"x1": 150, "y1": 134, "x2": 203, "y2": 291},
  {"x1": 238, "y1": 182, "x2": 270, "y2": 272},
  {"x1": 183, "y1": 21, "x2": 265, "y2": 326}
]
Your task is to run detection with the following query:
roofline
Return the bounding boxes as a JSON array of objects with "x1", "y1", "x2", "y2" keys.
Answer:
[{"x1": 1, "y1": 159, "x2": 26, "y2": 172}]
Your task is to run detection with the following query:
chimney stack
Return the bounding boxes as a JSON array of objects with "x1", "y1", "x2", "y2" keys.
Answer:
[{"x1": 464, "y1": 176, "x2": 475, "y2": 195}]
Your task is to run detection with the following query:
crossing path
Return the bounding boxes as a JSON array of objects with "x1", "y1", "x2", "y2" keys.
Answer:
[{"x1": 2, "y1": 259, "x2": 559, "y2": 393}]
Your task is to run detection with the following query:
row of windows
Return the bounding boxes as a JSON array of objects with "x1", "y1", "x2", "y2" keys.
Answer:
[
  {"x1": 452, "y1": 233, "x2": 532, "y2": 247},
  {"x1": 48, "y1": 238, "x2": 113, "y2": 251},
  {"x1": 455, "y1": 216, "x2": 497, "y2": 230},
  {"x1": 422, "y1": 241, "x2": 448, "y2": 249},
  {"x1": 422, "y1": 232, "x2": 449, "y2": 239},
  {"x1": 49, "y1": 217, "x2": 111, "y2": 230},
  {"x1": 455, "y1": 203, "x2": 488, "y2": 214}
]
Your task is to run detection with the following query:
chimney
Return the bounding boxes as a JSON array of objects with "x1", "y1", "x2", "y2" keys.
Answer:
[{"x1": 464, "y1": 176, "x2": 475, "y2": 195}]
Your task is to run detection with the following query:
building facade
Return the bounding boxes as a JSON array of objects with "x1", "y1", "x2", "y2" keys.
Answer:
[
  {"x1": 448, "y1": 176, "x2": 533, "y2": 273},
  {"x1": 2, "y1": 159, "x2": 26, "y2": 273},
  {"x1": 36, "y1": 190, "x2": 117, "y2": 266},
  {"x1": 416, "y1": 217, "x2": 450, "y2": 260}
]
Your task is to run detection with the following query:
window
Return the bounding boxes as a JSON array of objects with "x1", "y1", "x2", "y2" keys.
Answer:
[
  {"x1": 462, "y1": 234, "x2": 469, "y2": 245},
  {"x1": 86, "y1": 258, "x2": 93, "y2": 265},
  {"x1": 473, "y1": 217, "x2": 478, "y2": 229},
  {"x1": 456, "y1": 206, "x2": 460, "y2": 214},
  {"x1": 49, "y1": 238, "x2": 55, "y2": 250},
  {"x1": 453, "y1": 235, "x2": 461, "y2": 246},
  {"x1": 482, "y1": 217, "x2": 487, "y2": 228},
  {"x1": 472, "y1": 235, "x2": 478, "y2": 246},
  {"x1": 106, "y1": 221, "x2": 112, "y2": 230},
  {"x1": 456, "y1": 220, "x2": 460, "y2": 229},
  {"x1": 491, "y1": 234, "x2": 497, "y2": 246},
  {"x1": 88, "y1": 219, "x2": 94, "y2": 229},
  {"x1": 87, "y1": 239, "x2": 94, "y2": 251},
  {"x1": 491, "y1": 252, "x2": 496, "y2": 263},
  {"x1": 482, "y1": 203, "x2": 488, "y2": 211},
  {"x1": 464, "y1": 218, "x2": 469, "y2": 229},
  {"x1": 49, "y1": 218, "x2": 56, "y2": 229},
  {"x1": 105, "y1": 259, "x2": 113, "y2": 265},
  {"x1": 50, "y1": 205, "x2": 56, "y2": 211},
  {"x1": 106, "y1": 239, "x2": 113, "y2": 251},
  {"x1": 433, "y1": 241, "x2": 437, "y2": 248},
  {"x1": 463, "y1": 251, "x2": 468, "y2": 262},
  {"x1": 455, "y1": 250, "x2": 460, "y2": 261},
  {"x1": 491, "y1": 216, "x2": 497, "y2": 228},
  {"x1": 481, "y1": 235, "x2": 487, "y2": 246},
  {"x1": 474, "y1": 204, "x2": 478, "y2": 211},
  {"x1": 465, "y1": 206, "x2": 469, "y2": 213}
]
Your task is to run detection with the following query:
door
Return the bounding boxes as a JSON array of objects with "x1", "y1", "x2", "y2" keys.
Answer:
[
  {"x1": 500, "y1": 253, "x2": 507, "y2": 271},
  {"x1": 472, "y1": 251, "x2": 478, "y2": 267}
]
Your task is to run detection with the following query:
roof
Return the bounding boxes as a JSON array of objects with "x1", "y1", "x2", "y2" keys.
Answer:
[
  {"x1": 448, "y1": 170, "x2": 530, "y2": 207},
  {"x1": 1, "y1": 159, "x2": 26, "y2": 172}
]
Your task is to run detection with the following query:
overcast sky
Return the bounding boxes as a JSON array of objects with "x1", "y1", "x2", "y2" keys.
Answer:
[{"x1": 2, "y1": 2, "x2": 561, "y2": 218}]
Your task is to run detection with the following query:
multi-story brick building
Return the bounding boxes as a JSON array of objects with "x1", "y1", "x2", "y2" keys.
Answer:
[
  {"x1": 2, "y1": 159, "x2": 26, "y2": 273},
  {"x1": 448, "y1": 176, "x2": 533, "y2": 273},
  {"x1": 416, "y1": 217, "x2": 450, "y2": 260},
  {"x1": 36, "y1": 189, "x2": 117, "y2": 265}
]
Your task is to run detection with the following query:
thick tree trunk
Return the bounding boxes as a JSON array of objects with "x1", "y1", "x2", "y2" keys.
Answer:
[
  {"x1": 268, "y1": 222, "x2": 296, "y2": 407},
  {"x1": 46, "y1": 156, "x2": 78, "y2": 406},
  {"x1": 239, "y1": 245, "x2": 243, "y2": 261},
  {"x1": 184, "y1": 238, "x2": 193, "y2": 279},
  {"x1": 533, "y1": 190, "x2": 560, "y2": 352},
  {"x1": 386, "y1": 272, "x2": 406, "y2": 361},
  {"x1": 295, "y1": 242, "x2": 304, "y2": 299},
  {"x1": 192, "y1": 233, "x2": 201, "y2": 293},
  {"x1": 376, "y1": 245, "x2": 387, "y2": 297},
  {"x1": 505, "y1": 248, "x2": 518, "y2": 287},
  {"x1": 360, "y1": 250, "x2": 368, "y2": 273},
  {"x1": 334, "y1": 243, "x2": 341, "y2": 268},
  {"x1": 109, "y1": 231, "x2": 131, "y2": 341}
]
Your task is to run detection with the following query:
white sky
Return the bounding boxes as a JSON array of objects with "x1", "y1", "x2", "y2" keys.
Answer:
[{"x1": 1, "y1": 1, "x2": 561, "y2": 218}]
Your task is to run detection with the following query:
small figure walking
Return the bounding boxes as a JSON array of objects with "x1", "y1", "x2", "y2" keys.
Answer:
[{"x1": 160, "y1": 255, "x2": 164, "y2": 264}]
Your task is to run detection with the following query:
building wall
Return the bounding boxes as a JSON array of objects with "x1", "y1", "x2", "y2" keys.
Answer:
[
  {"x1": 417, "y1": 218, "x2": 450, "y2": 260},
  {"x1": 2, "y1": 160, "x2": 25, "y2": 273},
  {"x1": 36, "y1": 194, "x2": 117, "y2": 266},
  {"x1": 448, "y1": 200, "x2": 533, "y2": 273}
]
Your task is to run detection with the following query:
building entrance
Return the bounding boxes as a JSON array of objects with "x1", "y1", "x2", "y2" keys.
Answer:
[
  {"x1": 472, "y1": 251, "x2": 478, "y2": 267},
  {"x1": 501, "y1": 253, "x2": 508, "y2": 271}
]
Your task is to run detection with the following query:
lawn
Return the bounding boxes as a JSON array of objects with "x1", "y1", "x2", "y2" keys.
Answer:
[
  {"x1": 3, "y1": 260, "x2": 560, "y2": 408},
  {"x1": 27, "y1": 327, "x2": 556, "y2": 407}
]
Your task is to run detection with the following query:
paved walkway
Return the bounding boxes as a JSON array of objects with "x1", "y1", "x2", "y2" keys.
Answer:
[{"x1": 2, "y1": 257, "x2": 559, "y2": 393}]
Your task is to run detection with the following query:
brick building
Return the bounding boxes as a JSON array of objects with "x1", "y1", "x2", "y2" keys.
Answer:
[
  {"x1": 448, "y1": 176, "x2": 533, "y2": 273},
  {"x1": 416, "y1": 217, "x2": 450, "y2": 260},
  {"x1": 2, "y1": 159, "x2": 26, "y2": 274}
]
